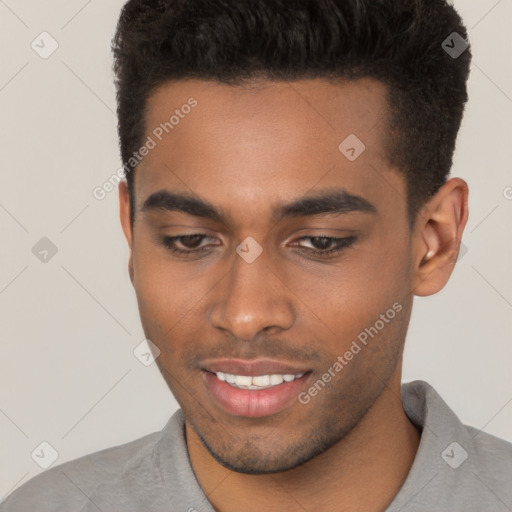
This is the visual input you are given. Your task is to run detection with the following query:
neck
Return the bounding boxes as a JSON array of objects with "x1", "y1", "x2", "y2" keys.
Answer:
[{"x1": 186, "y1": 370, "x2": 421, "y2": 512}]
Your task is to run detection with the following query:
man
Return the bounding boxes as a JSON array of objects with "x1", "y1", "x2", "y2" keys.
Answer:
[{"x1": 2, "y1": 0, "x2": 511, "y2": 511}]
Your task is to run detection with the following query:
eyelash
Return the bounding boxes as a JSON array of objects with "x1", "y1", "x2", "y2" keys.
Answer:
[{"x1": 160, "y1": 234, "x2": 356, "y2": 259}]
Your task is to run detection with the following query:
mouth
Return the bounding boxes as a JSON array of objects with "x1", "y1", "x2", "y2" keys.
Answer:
[
  {"x1": 200, "y1": 360, "x2": 312, "y2": 418},
  {"x1": 214, "y1": 371, "x2": 306, "y2": 390}
]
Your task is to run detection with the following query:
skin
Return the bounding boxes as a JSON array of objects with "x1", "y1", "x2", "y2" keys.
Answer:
[{"x1": 119, "y1": 78, "x2": 468, "y2": 511}]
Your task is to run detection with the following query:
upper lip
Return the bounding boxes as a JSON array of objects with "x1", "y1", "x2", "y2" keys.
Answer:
[{"x1": 201, "y1": 359, "x2": 311, "y2": 377}]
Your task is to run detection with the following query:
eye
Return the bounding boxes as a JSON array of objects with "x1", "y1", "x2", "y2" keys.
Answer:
[
  {"x1": 160, "y1": 234, "x2": 217, "y2": 256},
  {"x1": 158, "y1": 234, "x2": 356, "y2": 260},
  {"x1": 292, "y1": 236, "x2": 356, "y2": 258}
]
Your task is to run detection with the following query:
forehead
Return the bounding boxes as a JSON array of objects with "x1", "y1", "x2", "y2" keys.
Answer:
[
  {"x1": 143, "y1": 77, "x2": 389, "y2": 157},
  {"x1": 136, "y1": 78, "x2": 403, "y2": 225}
]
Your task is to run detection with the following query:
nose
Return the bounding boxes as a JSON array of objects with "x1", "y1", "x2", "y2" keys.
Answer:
[{"x1": 209, "y1": 248, "x2": 295, "y2": 341}]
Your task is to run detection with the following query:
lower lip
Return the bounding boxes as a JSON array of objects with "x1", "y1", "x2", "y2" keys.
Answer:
[{"x1": 202, "y1": 371, "x2": 310, "y2": 418}]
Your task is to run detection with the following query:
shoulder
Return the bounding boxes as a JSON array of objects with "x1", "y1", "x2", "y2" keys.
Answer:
[
  {"x1": 397, "y1": 380, "x2": 512, "y2": 510},
  {"x1": 0, "y1": 430, "x2": 161, "y2": 512},
  {"x1": 465, "y1": 424, "x2": 512, "y2": 482},
  {"x1": 439, "y1": 424, "x2": 512, "y2": 509}
]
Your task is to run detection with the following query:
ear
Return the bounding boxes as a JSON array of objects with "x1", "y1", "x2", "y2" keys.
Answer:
[
  {"x1": 412, "y1": 177, "x2": 469, "y2": 296},
  {"x1": 119, "y1": 180, "x2": 135, "y2": 284}
]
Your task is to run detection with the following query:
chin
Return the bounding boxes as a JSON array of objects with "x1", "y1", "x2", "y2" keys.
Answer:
[{"x1": 194, "y1": 420, "x2": 352, "y2": 475}]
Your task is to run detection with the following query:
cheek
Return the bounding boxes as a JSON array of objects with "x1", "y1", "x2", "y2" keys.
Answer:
[
  {"x1": 130, "y1": 244, "x2": 218, "y2": 355},
  {"x1": 130, "y1": 224, "x2": 412, "y2": 364},
  {"x1": 131, "y1": 245, "x2": 183, "y2": 343},
  {"x1": 296, "y1": 238, "x2": 411, "y2": 351},
  {"x1": 132, "y1": 240, "x2": 189, "y2": 310}
]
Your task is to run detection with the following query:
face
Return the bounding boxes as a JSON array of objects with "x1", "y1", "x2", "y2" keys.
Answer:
[{"x1": 120, "y1": 78, "x2": 418, "y2": 474}]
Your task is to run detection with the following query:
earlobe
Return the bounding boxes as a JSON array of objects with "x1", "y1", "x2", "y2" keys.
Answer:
[
  {"x1": 119, "y1": 180, "x2": 135, "y2": 284},
  {"x1": 119, "y1": 180, "x2": 133, "y2": 248},
  {"x1": 412, "y1": 178, "x2": 469, "y2": 296},
  {"x1": 128, "y1": 254, "x2": 135, "y2": 284},
  {"x1": 418, "y1": 222, "x2": 439, "y2": 268},
  {"x1": 423, "y1": 249, "x2": 435, "y2": 262},
  {"x1": 419, "y1": 249, "x2": 434, "y2": 268}
]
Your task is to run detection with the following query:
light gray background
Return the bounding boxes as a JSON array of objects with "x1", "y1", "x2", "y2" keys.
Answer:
[{"x1": 1, "y1": 0, "x2": 511, "y2": 500}]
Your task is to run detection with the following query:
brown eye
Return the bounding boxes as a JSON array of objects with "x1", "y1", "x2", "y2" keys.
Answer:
[
  {"x1": 177, "y1": 235, "x2": 206, "y2": 249},
  {"x1": 293, "y1": 236, "x2": 356, "y2": 258},
  {"x1": 160, "y1": 234, "x2": 217, "y2": 256}
]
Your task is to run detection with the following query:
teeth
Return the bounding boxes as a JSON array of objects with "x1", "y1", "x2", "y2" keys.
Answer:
[
  {"x1": 235, "y1": 375, "x2": 252, "y2": 387},
  {"x1": 270, "y1": 374, "x2": 284, "y2": 385},
  {"x1": 215, "y1": 372, "x2": 305, "y2": 390},
  {"x1": 252, "y1": 375, "x2": 270, "y2": 386}
]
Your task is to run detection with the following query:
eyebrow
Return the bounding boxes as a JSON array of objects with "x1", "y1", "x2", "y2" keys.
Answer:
[{"x1": 140, "y1": 188, "x2": 378, "y2": 223}]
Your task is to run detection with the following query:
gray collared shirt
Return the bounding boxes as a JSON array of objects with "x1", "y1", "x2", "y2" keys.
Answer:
[{"x1": 1, "y1": 380, "x2": 511, "y2": 511}]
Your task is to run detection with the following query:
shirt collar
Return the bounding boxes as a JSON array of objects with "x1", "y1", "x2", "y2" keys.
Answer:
[{"x1": 153, "y1": 380, "x2": 472, "y2": 511}]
